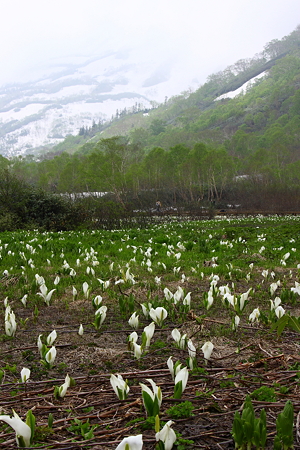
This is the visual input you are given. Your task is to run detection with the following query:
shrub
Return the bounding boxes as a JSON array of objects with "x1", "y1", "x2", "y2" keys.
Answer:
[{"x1": 0, "y1": 170, "x2": 88, "y2": 231}]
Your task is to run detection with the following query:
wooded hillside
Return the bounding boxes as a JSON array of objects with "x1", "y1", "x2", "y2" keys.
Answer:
[{"x1": 0, "y1": 26, "x2": 299, "y2": 230}]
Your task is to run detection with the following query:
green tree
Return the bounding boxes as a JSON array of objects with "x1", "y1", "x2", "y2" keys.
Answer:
[
  {"x1": 56, "y1": 156, "x2": 86, "y2": 193},
  {"x1": 178, "y1": 143, "x2": 209, "y2": 201},
  {"x1": 142, "y1": 147, "x2": 167, "y2": 191},
  {"x1": 149, "y1": 119, "x2": 167, "y2": 135},
  {"x1": 96, "y1": 137, "x2": 133, "y2": 204},
  {"x1": 129, "y1": 127, "x2": 151, "y2": 146}
]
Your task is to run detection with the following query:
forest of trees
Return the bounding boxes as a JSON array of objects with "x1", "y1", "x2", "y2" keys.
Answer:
[{"x1": 0, "y1": 26, "x2": 300, "y2": 230}]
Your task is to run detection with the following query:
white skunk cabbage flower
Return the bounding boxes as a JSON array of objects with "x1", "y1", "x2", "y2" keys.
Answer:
[
  {"x1": 58, "y1": 374, "x2": 71, "y2": 398},
  {"x1": 37, "y1": 284, "x2": 56, "y2": 306},
  {"x1": 115, "y1": 434, "x2": 143, "y2": 450},
  {"x1": 128, "y1": 331, "x2": 138, "y2": 345},
  {"x1": 155, "y1": 420, "x2": 176, "y2": 450},
  {"x1": 132, "y1": 342, "x2": 142, "y2": 360},
  {"x1": 46, "y1": 330, "x2": 57, "y2": 346},
  {"x1": 149, "y1": 307, "x2": 168, "y2": 327},
  {"x1": 5, "y1": 309, "x2": 17, "y2": 337},
  {"x1": 94, "y1": 305, "x2": 107, "y2": 328},
  {"x1": 37, "y1": 334, "x2": 43, "y2": 356},
  {"x1": 183, "y1": 292, "x2": 191, "y2": 308},
  {"x1": 270, "y1": 297, "x2": 281, "y2": 311},
  {"x1": 140, "y1": 378, "x2": 162, "y2": 411},
  {"x1": 232, "y1": 315, "x2": 240, "y2": 331},
  {"x1": 270, "y1": 282, "x2": 279, "y2": 296},
  {"x1": 142, "y1": 322, "x2": 155, "y2": 349},
  {"x1": 98, "y1": 279, "x2": 110, "y2": 289},
  {"x1": 35, "y1": 274, "x2": 45, "y2": 285},
  {"x1": 167, "y1": 356, "x2": 182, "y2": 380},
  {"x1": 154, "y1": 276, "x2": 161, "y2": 285},
  {"x1": 20, "y1": 294, "x2": 28, "y2": 307},
  {"x1": 92, "y1": 295, "x2": 102, "y2": 308},
  {"x1": 45, "y1": 346, "x2": 57, "y2": 366},
  {"x1": 219, "y1": 284, "x2": 230, "y2": 296},
  {"x1": 261, "y1": 269, "x2": 268, "y2": 279},
  {"x1": 82, "y1": 282, "x2": 90, "y2": 299},
  {"x1": 141, "y1": 303, "x2": 152, "y2": 318},
  {"x1": 174, "y1": 366, "x2": 189, "y2": 397},
  {"x1": 128, "y1": 312, "x2": 139, "y2": 329},
  {"x1": 163, "y1": 288, "x2": 173, "y2": 301},
  {"x1": 72, "y1": 286, "x2": 77, "y2": 301},
  {"x1": 86, "y1": 266, "x2": 95, "y2": 276},
  {"x1": 291, "y1": 281, "x2": 300, "y2": 295},
  {"x1": 281, "y1": 252, "x2": 290, "y2": 265},
  {"x1": 206, "y1": 290, "x2": 214, "y2": 309},
  {"x1": 249, "y1": 307, "x2": 260, "y2": 323},
  {"x1": 171, "y1": 328, "x2": 187, "y2": 349},
  {"x1": 0, "y1": 410, "x2": 31, "y2": 448},
  {"x1": 21, "y1": 367, "x2": 31, "y2": 383},
  {"x1": 275, "y1": 305, "x2": 285, "y2": 319},
  {"x1": 187, "y1": 339, "x2": 196, "y2": 358},
  {"x1": 239, "y1": 288, "x2": 251, "y2": 311},
  {"x1": 110, "y1": 373, "x2": 129, "y2": 400},
  {"x1": 173, "y1": 286, "x2": 184, "y2": 304},
  {"x1": 201, "y1": 341, "x2": 214, "y2": 361},
  {"x1": 124, "y1": 268, "x2": 136, "y2": 284},
  {"x1": 69, "y1": 268, "x2": 76, "y2": 277}
]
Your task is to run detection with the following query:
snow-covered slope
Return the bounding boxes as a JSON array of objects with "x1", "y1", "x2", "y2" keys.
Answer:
[
  {"x1": 214, "y1": 72, "x2": 266, "y2": 101},
  {"x1": 0, "y1": 50, "x2": 200, "y2": 157}
]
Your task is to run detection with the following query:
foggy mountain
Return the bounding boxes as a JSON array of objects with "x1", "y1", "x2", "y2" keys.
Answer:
[{"x1": 0, "y1": 49, "x2": 200, "y2": 157}]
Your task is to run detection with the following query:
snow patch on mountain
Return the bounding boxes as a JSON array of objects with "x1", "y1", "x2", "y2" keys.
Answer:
[
  {"x1": 0, "y1": 97, "x2": 149, "y2": 157},
  {"x1": 0, "y1": 49, "x2": 200, "y2": 157},
  {"x1": 32, "y1": 84, "x2": 97, "y2": 100},
  {"x1": 0, "y1": 103, "x2": 44, "y2": 122},
  {"x1": 215, "y1": 72, "x2": 266, "y2": 101}
]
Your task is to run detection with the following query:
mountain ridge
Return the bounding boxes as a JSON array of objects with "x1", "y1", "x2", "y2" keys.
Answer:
[
  {"x1": 0, "y1": 25, "x2": 299, "y2": 158},
  {"x1": 0, "y1": 48, "x2": 200, "y2": 157}
]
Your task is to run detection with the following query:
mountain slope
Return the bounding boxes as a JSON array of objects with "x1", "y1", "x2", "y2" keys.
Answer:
[
  {"x1": 1, "y1": 28, "x2": 299, "y2": 212},
  {"x1": 89, "y1": 26, "x2": 300, "y2": 153},
  {"x1": 0, "y1": 49, "x2": 200, "y2": 157},
  {"x1": 1, "y1": 25, "x2": 299, "y2": 159}
]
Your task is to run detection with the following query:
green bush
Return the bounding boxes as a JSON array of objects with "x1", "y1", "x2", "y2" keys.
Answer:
[
  {"x1": 250, "y1": 386, "x2": 277, "y2": 402},
  {"x1": 166, "y1": 401, "x2": 194, "y2": 419},
  {"x1": 0, "y1": 170, "x2": 88, "y2": 231},
  {"x1": 0, "y1": 212, "x2": 21, "y2": 231}
]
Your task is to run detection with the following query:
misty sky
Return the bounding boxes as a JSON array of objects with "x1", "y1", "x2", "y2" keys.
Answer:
[{"x1": 0, "y1": 0, "x2": 299, "y2": 87}]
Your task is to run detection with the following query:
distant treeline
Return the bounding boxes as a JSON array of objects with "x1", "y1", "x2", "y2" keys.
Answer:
[{"x1": 0, "y1": 129, "x2": 300, "y2": 231}]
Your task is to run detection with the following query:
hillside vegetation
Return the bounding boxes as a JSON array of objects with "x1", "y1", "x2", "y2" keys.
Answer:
[
  {"x1": 95, "y1": 25, "x2": 300, "y2": 153},
  {"x1": 0, "y1": 26, "x2": 300, "y2": 229}
]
